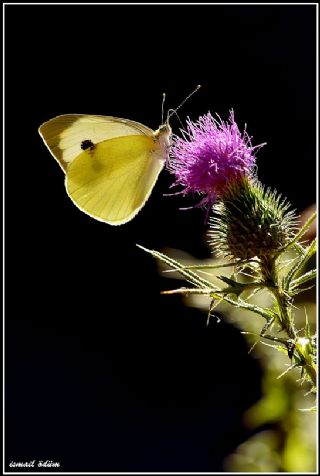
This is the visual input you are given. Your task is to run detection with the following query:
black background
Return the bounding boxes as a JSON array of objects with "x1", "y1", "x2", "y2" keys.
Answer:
[{"x1": 5, "y1": 3, "x2": 316, "y2": 473}]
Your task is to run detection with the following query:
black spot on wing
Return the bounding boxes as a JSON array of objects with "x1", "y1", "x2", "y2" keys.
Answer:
[{"x1": 81, "y1": 139, "x2": 95, "y2": 150}]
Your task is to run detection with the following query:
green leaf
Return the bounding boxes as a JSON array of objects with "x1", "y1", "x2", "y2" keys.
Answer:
[
  {"x1": 284, "y1": 238, "x2": 317, "y2": 289},
  {"x1": 288, "y1": 284, "x2": 315, "y2": 296},
  {"x1": 210, "y1": 291, "x2": 279, "y2": 322},
  {"x1": 169, "y1": 258, "x2": 259, "y2": 271},
  {"x1": 279, "y1": 210, "x2": 316, "y2": 254},
  {"x1": 139, "y1": 246, "x2": 280, "y2": 324},
  {"x1": 137, "y1": 245, "x2": 218, "y2": 290},
  {"x1": 299, "y1": 406, "x2": 317, "y2": 413},
  {"x1": 260, "y1": 340, "x2": 288, "y2": 354},
  {"x1": 216, "y1": 276, "x2": 274, "y2": 298},
  {"x1": 162, "y1": 287, "x2": 212, "y2": 296},
  {"x1": 290, "y1": 268, "x2": 316, "y2": 290}
]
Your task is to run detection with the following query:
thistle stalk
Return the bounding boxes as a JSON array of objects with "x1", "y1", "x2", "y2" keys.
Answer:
[{"x1": 259, "y1": 255, "x2": 296, "y2": 340}]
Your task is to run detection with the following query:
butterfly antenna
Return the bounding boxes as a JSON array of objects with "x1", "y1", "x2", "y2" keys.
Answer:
[
  {"x1": 168, "y1": 84, "x2": 201, "y2": 120},
  {"x1": 167, "y1": 108, "x2": 184, "y2": 128},
  {"x1": 161, "y1": 92, "x2": 166, "y2": 124}
]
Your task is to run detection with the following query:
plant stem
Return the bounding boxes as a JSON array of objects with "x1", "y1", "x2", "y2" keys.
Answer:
[
  {"x1": 305, "y1": 359, "x2": 317, "y2": 387},
  {"x1": 271, "y1": 288, "x2": 296, "y2": 340},
  {"x1": 260, "y1": 255, "x2": 296, "y2": 339},
  {"x1": 260, "y1": 255, "x2": 316, "y2": 387}
]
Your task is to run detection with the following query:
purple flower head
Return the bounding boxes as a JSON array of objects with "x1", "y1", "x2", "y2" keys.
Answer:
[{"x1": 168, "y1": 111, "x2": 265, "y2": 208}]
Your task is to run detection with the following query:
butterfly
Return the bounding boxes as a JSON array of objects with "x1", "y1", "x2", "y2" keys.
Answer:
[
  {"x1": 39, "y1": 114, "x2": 171, "y2": 225},
  {"x1": 38, "y1": 86, "x2": 200, "y2": 225}
]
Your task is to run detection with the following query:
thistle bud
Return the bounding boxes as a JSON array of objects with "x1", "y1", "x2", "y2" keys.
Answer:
[{"x1": 208, "y1": 177, "x2": 297, "y2": 260}]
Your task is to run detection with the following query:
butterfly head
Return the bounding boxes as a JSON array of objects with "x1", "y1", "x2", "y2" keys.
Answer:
[{"x1": 154, "y1": 120, "x2": 172, "y2": 155}]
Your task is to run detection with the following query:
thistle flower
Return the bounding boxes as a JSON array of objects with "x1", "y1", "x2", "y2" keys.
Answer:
[{"x1": 168, "y1": 111, "x2": 265, "y2": 207}]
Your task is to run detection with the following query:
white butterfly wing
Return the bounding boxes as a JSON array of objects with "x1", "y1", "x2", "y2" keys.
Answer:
[
  {"x1": 65, "y1": 134, "x2": 165, "y2": 225},
  {"x1": 38, "y1": 114, "x2": 154, "y2": 171}
]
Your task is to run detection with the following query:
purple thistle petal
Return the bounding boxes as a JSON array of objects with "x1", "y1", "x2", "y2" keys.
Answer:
[{"x1": 168, "y1": 110, "x2": 266, "y2": 208}]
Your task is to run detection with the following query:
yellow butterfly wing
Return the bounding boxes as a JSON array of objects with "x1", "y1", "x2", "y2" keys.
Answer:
[
  {"x1": 39, "y1": 114, "x2": 154, "y2": 171},
  {"x1": 65, "y1": 134, "x2": 165, "y2": 225}
]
